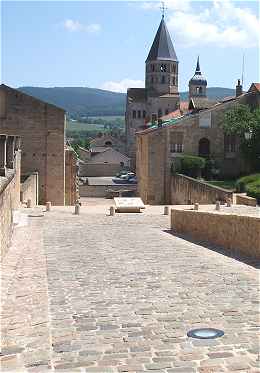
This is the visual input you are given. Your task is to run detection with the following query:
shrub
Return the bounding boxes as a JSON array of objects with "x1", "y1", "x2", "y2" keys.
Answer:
[
  {"x1": 246, "y1": 180, "x2": 260, "y2": 202},
  {"x1": 235, "y1": 173, "x2": 260, "y2": 192},
  {"x1": 177, "y1": 155, "x2": 206, "y2": 178}
]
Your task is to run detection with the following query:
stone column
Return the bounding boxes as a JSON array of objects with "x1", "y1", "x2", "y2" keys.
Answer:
[
  {"x1": 0, "y1": 135, "x2": 7, "y2": 176},
  {"x1": 6, "y1": 136, "x2": 15, "y2": 169}
]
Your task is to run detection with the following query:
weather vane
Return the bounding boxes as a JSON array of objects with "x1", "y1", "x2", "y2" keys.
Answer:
[{"x1": 160, "y1": 2, "x2": 167, "y2": 18}]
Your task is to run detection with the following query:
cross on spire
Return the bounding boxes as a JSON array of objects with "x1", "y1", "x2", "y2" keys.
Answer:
[{"x1": 160, "y1": 2, "x2": 167, "y2": 18}]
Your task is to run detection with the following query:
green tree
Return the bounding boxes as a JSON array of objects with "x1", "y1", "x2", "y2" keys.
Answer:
[{"x1": 223, "y1": 104, "x2": 260, "y2": 171}]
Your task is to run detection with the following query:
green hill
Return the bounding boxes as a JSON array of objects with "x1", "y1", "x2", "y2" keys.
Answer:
[{"x1": 18, "y1": 86, "x2": 235, "y2": 117}]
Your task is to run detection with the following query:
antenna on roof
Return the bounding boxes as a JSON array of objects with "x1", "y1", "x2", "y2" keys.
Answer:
[
  {"x1": 160, "y1": 1, "x2": 167, "y2": 18},
  {"x1": 242, "y1": 53, "x2": 245, "y2": 86}
]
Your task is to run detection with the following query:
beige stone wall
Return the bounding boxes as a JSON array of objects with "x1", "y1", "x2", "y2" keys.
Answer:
[
  {"x1": 79, "y1": 163, "x2": 124, "y2": 177},
  {"x1": 0, "y1": 151, "x2": 21, "y2": 260},
  {"x1": 235, "y1": 194, "x2": 257, "y2": 207},
  {"x1": 171, "y1": 174, "x2": 233, "y2": 204},
  {"x1": 79, "y1": 184, "x2": 137, "y2": 198},
  {"x1": 0, "y1": 85, "x2": 65, "y2": 205},
  {"x1": 21, "y1": 172, "x2": 38, "y2": 206},
  {"x1": 171, "y1": 208, "x2": 260, "y2": 259},
  {"x1": 65, "y1": 148, "x2": 78, "y2": 205}
]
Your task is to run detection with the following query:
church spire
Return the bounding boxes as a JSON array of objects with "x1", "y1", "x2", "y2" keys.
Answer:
[
  {"x1": 146, "y1": 17, "x2": 178, "y2": 62},
  {"x1": 195, "y1": 56, "x2": 201, "y2": 74}
]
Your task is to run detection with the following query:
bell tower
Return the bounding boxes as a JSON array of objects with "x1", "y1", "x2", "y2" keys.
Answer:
[
  {"x1": 189, "y1": 56, "x2": 207, "y2": 100},
  {"x1": 145, "y1": 16, "x2": 179, "y2": 97}
]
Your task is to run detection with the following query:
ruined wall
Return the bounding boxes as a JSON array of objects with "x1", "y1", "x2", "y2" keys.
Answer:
[
  {"x1": 21, "y1": 172, "x2": 38, "y2": 206},
  {"x1": 171, "y1": 208, "x2": 260, "y2": 260},
  {"x1": 79, "y1": 163, "x2": 124, "y2": 177},
  {"x1": 0, "y1": 151, "x2": 21, "y2": 260},
  {"x1": 235, "y1": 194, "x2": 257, "y2": 207},
  {"x1": 65, "y1": 148, "x2": 78, "y2": 205},
  {"x1": 171, "y1": 174, "x2": 233, "y2": 205},
  {"x1": 79, "y1": 184, "x2": 137, "y2": 198},
  {"x1": 0, "y1": 85, "x2": 65, "y2": 205}
]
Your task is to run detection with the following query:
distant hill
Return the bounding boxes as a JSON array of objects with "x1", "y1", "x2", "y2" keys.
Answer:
[{"x1": 18, "y1": 86, "x2": 235, "y2": 117}]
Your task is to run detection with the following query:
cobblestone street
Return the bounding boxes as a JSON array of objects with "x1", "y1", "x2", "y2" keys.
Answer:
[{"x1": 1, "y1": 202, "x2": 260, "y2": 372}]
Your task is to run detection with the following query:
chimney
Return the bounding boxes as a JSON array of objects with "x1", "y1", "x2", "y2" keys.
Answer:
[{"x1": 236, "y1": 79, "x2": 243, "y2": 97}]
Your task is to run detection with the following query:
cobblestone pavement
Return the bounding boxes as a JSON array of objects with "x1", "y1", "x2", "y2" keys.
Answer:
[{"x1": 1, "y1": 204, "x2": 260, "y2": 373}]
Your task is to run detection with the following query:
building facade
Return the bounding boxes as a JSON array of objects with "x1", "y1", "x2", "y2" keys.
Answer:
[
  {"x1": 125, "y1": 17, "x2": 180, "y2": 165},
  {"x1": 136, "y1": 83, "x2": 260, "y2": 205},
  {"x1": 0, "y1": 84, "x2": 77, "y2": 205}
]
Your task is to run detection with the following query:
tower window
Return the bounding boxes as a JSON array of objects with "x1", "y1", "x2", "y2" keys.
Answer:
[
  {"x1": 138, "y1": 110, "x2": 141, "y2": 118},
  {"x1": 143, "y1": 110, "x2": 146, "y2": 119},
  {"x1": 133, "y1": 110, "x2": 136, "y2": 118},
  {"x1": 161, "y1": 76, "x2": 165, "y2": 84},
  {"x1": 199, "y1": 87, "x2": 203, "y2": 94},
  {"x1": 173, "y1": 64, "x2": 176, "y2": 74},
  {"x1": 172, "y1": 77, "x2": 176, "y2": 85},
  {"x1": 152, "y1": 64, "x2": 155, "y2": 72},
  {"x1": 196, "y1": 87, "x2": 200, "y2": 94},
  {"x1": 160, "y1": 64, "x2": 167, "y2": 72}
]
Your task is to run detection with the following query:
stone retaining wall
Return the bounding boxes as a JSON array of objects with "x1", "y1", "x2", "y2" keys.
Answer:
[
  {"x1": 79, "y1": 184, "x2": 137, "y2": 198},
  {"x1": 235, "y1": 193, "x2": 257, "y2": 207},
  {"x1": 171, "y1": 174, "x2": 233, "y2": 205},
  {"x1": 21, "y1": 172, "x2": 38, "y2": 206},
  {"x1": 79, "y1": 163, "x2": 123, "y2": 177},
  {"x1": 171, "y1": 208, "x2": 260, "y2": 259},
  {"x1": 0, "y1": 151, "x2": 21, "y2": 260}
]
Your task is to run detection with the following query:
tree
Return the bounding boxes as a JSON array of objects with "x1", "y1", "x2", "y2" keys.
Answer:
[{"x1": 223, "y1": 104, "x2": 260, "y2": 171}]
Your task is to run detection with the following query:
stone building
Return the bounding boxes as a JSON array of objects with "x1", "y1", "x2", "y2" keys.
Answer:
[
  {"x1": 125, "y1": 16, "x2": 180, "y2": 164},
  {"x1": 136, "y1": 83, "x2": 260, "y2": 205},
  {"x1": 0, "y1": 84, "x2": 77, "y2": 205},
  {"x1": 90, "y1": 133, "x2": 126, "y2": 155}
]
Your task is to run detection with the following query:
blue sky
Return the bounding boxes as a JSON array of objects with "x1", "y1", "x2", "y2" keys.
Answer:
[{"x1": 1, "y1": 0, "x2": 259, "y2": 92}]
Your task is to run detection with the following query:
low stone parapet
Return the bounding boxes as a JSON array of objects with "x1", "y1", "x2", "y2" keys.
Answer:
[
  {"x1": 171, "y1": 207, "x2": 260, "y2": 260},
  {"x1": 235, "y1": 193, "x2": 257, "y2": 207}
]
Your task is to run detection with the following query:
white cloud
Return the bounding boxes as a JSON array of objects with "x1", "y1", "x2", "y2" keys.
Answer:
[
  {"x1": 64, "y1": 19, "x2": 101, "y2": 33},
  {"x1": 141, "y1": 0, "x2": 259, "y2": 48},
  {"x1": 101, "y1": 79, "x2": 145, "y2": 93}
]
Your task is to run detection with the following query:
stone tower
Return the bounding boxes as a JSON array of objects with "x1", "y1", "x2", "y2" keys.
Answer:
[
  {"x1": 145, "y1": 16, "x2": 179, "y2": 97},
  {"x1": 189, "y1": 56, "x2": 207, "y2": 100}
]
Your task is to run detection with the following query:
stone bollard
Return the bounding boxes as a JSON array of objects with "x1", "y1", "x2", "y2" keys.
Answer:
[
  {"x1": 226, "y1": 198, "x2": 232, "y2": 207},
  {"x1": 194, "y1": 203, "x2": 199, "y2": 211},
  {"x1": 164, "y1": 206, "x2": 169, "y2": 215},
  {"x1": 27, "y1": 199, "x2": 32, "y2": 208},
  {"x1": 215, "y1": 201, "x2": 221, "y2": 211},
  {"x1": 109, "y1": 206, "x2": 115, "y2": 216},
  {"x1": 75, "y1": 203, "x2": 80, "y2": 215},
  {"x1": 46, "y1": 201, "x2": 51, "y2": 212}
]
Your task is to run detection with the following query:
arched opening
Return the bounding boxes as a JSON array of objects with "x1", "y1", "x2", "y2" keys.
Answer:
[
  {"x1": 199, "y1": 87, "x2": 203, "y2": 94},
  {"x1": 105, "y1": 141, "x2": 112, "y2": 147},
  {"x1": 199, "y1": 138, "x2": 210, "y2": 157}
]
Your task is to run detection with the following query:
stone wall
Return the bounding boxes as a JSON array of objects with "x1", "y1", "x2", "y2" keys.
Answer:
[
  {"x1": 235, "y1": 194, "x2": 257, "y2": 207},
  {"x1": 21, "y1": 172, "x2": 38, "y2": 207},
  {"x1": 171, "y1": 174, "x2": 233, "y2": 205},
  {"x1": 0, "y1": 150, "x2": 21, "y2": 260},
  {"x1": 79, "y1": 163, "x2": 124, "y2": 177},
  {"x1": 0, "y1": 84, "x2": 66, "y2": 205},
  {"x1": 79, "y1": 184, "x2": 137, "y2": 198},
  {"x1": 171, "y1": 208, "x2": 260, "y2": 260},
  {"x1": 65, "y1": 148, "x2": 78, "y2": 205}
]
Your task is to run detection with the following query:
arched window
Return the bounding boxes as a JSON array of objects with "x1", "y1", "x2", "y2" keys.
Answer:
[
  {"x1": 105, "y1": 141, "x2": 112, "y2": 147},
  {"x1": 196, "y1": 87, "x2": 200, "y2": 94},
  {"x1": 199, "y1": 138, "x2": 210, "y2": 157},
  {"x1": 199, "y1": 87, "x2": 203, "y2": 94}
]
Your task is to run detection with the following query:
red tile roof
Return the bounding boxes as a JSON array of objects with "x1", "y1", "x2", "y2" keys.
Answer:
[{"x1": 249, "y1": 83, "x2": 260, "y2": 93}]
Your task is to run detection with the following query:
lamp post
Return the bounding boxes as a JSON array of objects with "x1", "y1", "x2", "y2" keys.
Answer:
[{"x1": 244, "y1": 129, "x2": 253, "y2": 140}]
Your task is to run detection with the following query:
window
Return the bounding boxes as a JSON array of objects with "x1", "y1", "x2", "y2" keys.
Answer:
[
  {"x1": 172, "y1": 77, "x2": 176, "y2": 85},
  {"x1": 160, "y1": 64, "x2": 167, "y2": 72},
  {"x1": 199, "y1": 87, "x2": 203, "y2": 94},
  {"x1": 138, "y1": 110, "x2": 141, "y2": 119},
  {"x1": 196, "y1": 87, "x2": 200, "y2": 94},
  {"x1": 143, "y1": 110, "x2": 146, "y2": 119},
  {"x1": 173, "y1": 64, "x2": 176, "y2": 74},
  {"x1": 152, "y1": 64, "x2": 155, "y2": 72},
  {"x1": 161, "y1": 76, "x2": 165, "y2": 84},
  {"x1": 224, "y1": 135, "x2": 236, "y2": 153},
  {"x1": 170, "y1": 132, "x2": 184, "y2": 153},
  {"x1": 105, "y1": 141, "x2": 112, "y2": 147},
  {"x1": 133, "y1": 110, "x2": 136, "y2": 118},
  {"x1": 165, "y1": 109, "x2": 169, "y2": 115},
  {"x1": 158, "y1": 109, "x2": 162, "y2": 118},
  {"x1": 151, "y1": 114, "x2": 157, "y2": 123}
]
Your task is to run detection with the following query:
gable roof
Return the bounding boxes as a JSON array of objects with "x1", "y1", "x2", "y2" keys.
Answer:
[
  {"x1": 146, "y1": 18, "x2": 178, "y2": 62},
  {"x1": 248, "y1": 83, "x2": 260, "y2": 93},
  {"x1": 0, "y1": 84, "x2": 65, "y2": 112},
  {"x1": 189, "y1": 97, "x2": 219, "y2": 111},
  {"x1": 87, "y1": 147, "x2": 130, "y2": 164}
]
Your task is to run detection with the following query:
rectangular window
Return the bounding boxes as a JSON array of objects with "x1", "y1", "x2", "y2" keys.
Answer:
[
  {"x1": 133, "y1": 110, "x2": 136, "y2": 119},
  {"x1": 138, "y1": 110, "x2": 141, "y2": 119},
  {"x1": 143, "y1": 110, "x2": 146, "y2": 119},
  {"x1": 170, "y1": 132, "x2": 184, "y2": 153}
]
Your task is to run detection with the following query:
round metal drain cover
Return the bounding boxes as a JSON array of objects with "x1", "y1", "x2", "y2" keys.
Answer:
[{"x1": 187, "y1": 328, "x2": 224, "y2": 339}]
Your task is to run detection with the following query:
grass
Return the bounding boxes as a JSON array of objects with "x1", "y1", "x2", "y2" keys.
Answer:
[
  {"x1": 66, "y1": 120, "x2": 105, "y2": 132},
  {"x1": 206, "y1": 180, "x2": 237, "y2": 190}
]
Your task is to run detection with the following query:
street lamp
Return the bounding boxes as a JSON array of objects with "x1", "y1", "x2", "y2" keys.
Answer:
[{"x1": 245, "y1": 129, "x2": 253, "y2": 140}]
